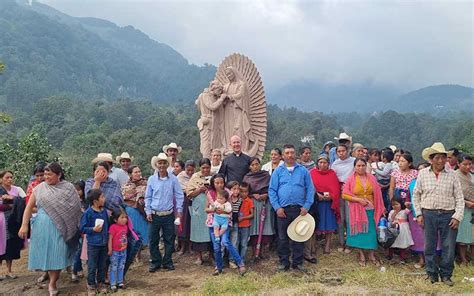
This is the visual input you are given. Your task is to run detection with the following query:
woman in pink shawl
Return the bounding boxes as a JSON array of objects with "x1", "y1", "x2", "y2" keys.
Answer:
[{"x1": 342, "y1": 158, "x2": 385, "y2": 267}]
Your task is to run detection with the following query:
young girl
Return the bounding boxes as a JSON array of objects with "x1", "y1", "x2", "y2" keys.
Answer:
[
  {"x1": 72, "y1": 180, "x2": 87, "y2": 282},
  {"x1": 210, "y1": 190, "x2": 232, "y2": 243},
  {"x1": 108, "y1": 209, "x2": 128, "y2": 292},
  {"x1": 80, "y1": 189, "x2": 108, "y2": 295},
  {"x1": 387, "y1": 197, "x2": 414, "y2": 263},
  {"x1": 228, "y1": 181, "x2": 242, "y2": 268}
]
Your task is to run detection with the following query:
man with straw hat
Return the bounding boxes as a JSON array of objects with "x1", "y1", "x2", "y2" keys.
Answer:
[
  {"x1": 145, "y1": 153, "x2": 184, "y2": 272},
  {"x1": 116, "y1": 152, "x2": 134, "y2": 173},
  {"x1": 163, "y1": 143, "x2": 182, "y2": 174},
  {"x1": 269, "y1": 144, "x2": 315, "y2": 272},
  {"x1": 413, "y1": 142, "x2": 464, "y2": 286}
]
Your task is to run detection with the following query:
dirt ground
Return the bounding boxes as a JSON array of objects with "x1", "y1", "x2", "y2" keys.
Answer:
[{"x1": 1, "y1": 244, "x2": 473, "y2": 295}]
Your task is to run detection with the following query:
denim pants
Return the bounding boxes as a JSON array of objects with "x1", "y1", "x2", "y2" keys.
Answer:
[
  {"x1": 277, "y1": 206, "x2": 304, "y2": 267},
  {"x1": 149, "y1": 213, "x2": 175, "y2": 268},
  {"x1": 238, "y1": 227, "x2": 251, "y2": 263},
  {"x1": 210, "y1": 227, "x2": 243, "y2": 271},
  {"x1": 423, "y1": 209, "x2": 458, "y2": 278},
  {"x1": 229, "y1": 224, "x2": 239, "y2": 262},
  {"x1": 73, "y1": 238, "x2": 83, "y2": 274},
  {"x1": 87, "y1": 244, "x2": 108, "y2": 287},
  {"x1": 109, "y1": 250, "x2": 126, "y2": 286}
]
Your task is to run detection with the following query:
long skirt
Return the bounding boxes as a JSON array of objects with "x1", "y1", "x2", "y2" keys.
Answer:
[
  {"x1": 457, "y1": 207, "x2": 473, "y2": 244},
  {"x1": 126, "y1": 206, "x2": 149, "y2": 246},
  {"x1": 317, "y1": 201, "x2": 337, "y2": 234},
  {"x1": 0, "y1": 212, "x2": 6, "y2": 256},
  {"x1": 28, "y1": 208, "x2": 73, "y2": 270},
  {"x1": 346, "y1": 209, "x2": 377, "y2": 250},
  {"x1": 190, "y1": 193, "x2": 211, "y2": 251},
  {"x1": 249, "y1": 199, "x2": 275, "y2": 246},
  {"x1": 177, "y1": 197, "x2": 191, "y2": 240}
]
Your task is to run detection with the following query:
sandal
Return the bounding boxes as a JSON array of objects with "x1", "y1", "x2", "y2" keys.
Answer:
[
  {"x1": 344, "y1": 248, "x2": 352, "y2": 254},
  {"x1": 370, "y1": 259, "x2": 381, "y2": 267},
  {"x1": 48, "y1": 288, "x2": 59, "y2": 296},
  {"x1": 6, "y1": 273, "x2": 17, "y2": 279},
  {"x1": 414, "y1": 263, "x2": 424, "y2": 269},
  {"x1": 358, "y1": 260, "x2": 366, "y2": 267},
  {"x1": 37, "y1": 273, "x2": 49, "y2": 283}
]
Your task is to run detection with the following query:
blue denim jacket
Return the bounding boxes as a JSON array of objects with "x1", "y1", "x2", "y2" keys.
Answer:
[{"x1": 80, "y1": 207, "x2": 109, "y2": 246}]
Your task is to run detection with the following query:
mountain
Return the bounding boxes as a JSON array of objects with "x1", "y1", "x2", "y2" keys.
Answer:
[
  {"x1": 269, "y1": 81, "x2": 473, "y2": 113},
  {"x1": 268, "y1": 80, "x2": 402, "y2": 113},
  {"x1": 395, "y1": 84, "x2": 474, "y2": 113},
  {"x1": 0, "y1": 0, "x2": 215, "y2": 108}
]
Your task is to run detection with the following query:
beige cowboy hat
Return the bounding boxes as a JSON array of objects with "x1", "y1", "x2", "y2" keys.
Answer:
[
  {"x1": 151, "y1": 153, "x2": 171, "y2": 171},
  {"x1": 422, "y1": 142, "x2": 453, "y2": 161},
  {"x1": 116, "y1": 152, "x2": 134, "y2": 163},
  {"x1": 92, "y1": 153, "x2": 115, "y2": 164},
  {"x1": 162, "y1": 142, "x2": 182, "y2": 154},
  {"x1": 334, "y1": 132, "x2": 352, "y2": 143},
  {"x1": 287, "y1": 214, "x2": 316, "y2": 243}
]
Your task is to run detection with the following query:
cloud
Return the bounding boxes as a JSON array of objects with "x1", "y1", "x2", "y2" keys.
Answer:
[{"x1": 39, "y1": 0, "x2": 473, "y2": 91}]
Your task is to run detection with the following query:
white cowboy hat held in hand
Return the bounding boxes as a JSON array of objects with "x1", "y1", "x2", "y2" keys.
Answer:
[{"x1": 287, "y1": 214, "x2": 315, "y2": 242}]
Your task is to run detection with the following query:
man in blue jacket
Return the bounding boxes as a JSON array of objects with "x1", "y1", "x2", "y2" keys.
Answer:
[{"x1": 269, "y1": 144, "x2": 315, "y2": 272}]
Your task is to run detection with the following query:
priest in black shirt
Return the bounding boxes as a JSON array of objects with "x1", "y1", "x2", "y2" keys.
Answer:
[{"x1": 219, "y1": 135, "x2": 251, "y2": 183}]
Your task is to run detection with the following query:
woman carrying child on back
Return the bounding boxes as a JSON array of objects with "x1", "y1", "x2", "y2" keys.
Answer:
[{"x1": 387, "y1": 197, "x2": 414, "y2": 264}]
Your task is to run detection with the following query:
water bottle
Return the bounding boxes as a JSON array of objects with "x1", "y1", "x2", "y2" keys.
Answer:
[{"x1": 378, "y1": 217, "x2": 388, "y2": 242}]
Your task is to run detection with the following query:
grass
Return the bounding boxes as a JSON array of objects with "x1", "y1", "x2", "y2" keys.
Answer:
[{"x1": 200, "y1": 250, "x2": 474, "y2": 295}]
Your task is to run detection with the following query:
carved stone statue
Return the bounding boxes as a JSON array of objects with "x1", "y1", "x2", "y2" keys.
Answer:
[
  {"x1": 197, "y1": 53, "x2": 267, "y2": 159},
  {"x1": 195, "y1": 80, "x2": 226, "y2": 159}
]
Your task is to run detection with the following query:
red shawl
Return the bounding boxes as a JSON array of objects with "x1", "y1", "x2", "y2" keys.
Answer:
[
  {"x1": 310, "y1": 168, "x2": 341, "y2": 224},
  {"x1": 343, "y1": 172, "x2": 385, "y2": 235}
]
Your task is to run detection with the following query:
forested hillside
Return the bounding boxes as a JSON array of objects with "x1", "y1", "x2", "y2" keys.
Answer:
[{"x1": 0, "y1": 0, "x2": 214, "y2": 108}]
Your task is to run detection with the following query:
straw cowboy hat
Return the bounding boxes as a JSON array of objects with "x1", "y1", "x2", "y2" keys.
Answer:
[
  {"x1": 92, "y1": 153, "x2": 115, "y2": 164},
  {"x1": 389, "y1": 145, "x2": 397, "y2": 152},
  {"x1": 334, "y1": 132, "x2": 352, "y2": 143},
  {"x1": 151, "y1": 153, "x2": 171, "y2": 171},
  {"x1": 422, "y1": 142, "x2": 452, "y2": 161},
  {"x1": 116, "y1": 152, "x2": 134, "y2": 163},
  {"x1": 287, "y1": 214, "x2": 316, "y2": 243},
  {"x1": 162, "y1": 142, "x2": 182, "y2": 153}
]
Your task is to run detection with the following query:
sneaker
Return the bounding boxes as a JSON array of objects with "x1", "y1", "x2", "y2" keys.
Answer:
[
  {"x1": 212, "y1": 269, "x2": 222, "y2": 276},
  {"x1": 277, "y1": 264, "x2": 290, "y2": 272},
  {"x1": 238, "y1": 266, "x2": 247, "y2": 276},
  {"x1": 229, "y1": 262, "x2": 238, "y2": 269},
  {"x1": 149, "y1": 265, "x2": 161, "y2": 273},
  {"x1": 426, "y1": 275, "x2": 439, "y2": 284},
  {"x1": 441, "y1": 277, "x2": 454, "y2": 287},
  {"x1": 118, "y1": 283, "x2": 126, "y2": 289},
  {"x1": 292, "y1": 264, "x2": 307, "y2": 273},
  {"x1": 71, "y1": 273, "x2": 79, "y2": 283},
  {"x1": 163, "y1": 264, "x2": 175, "y2": 271}
]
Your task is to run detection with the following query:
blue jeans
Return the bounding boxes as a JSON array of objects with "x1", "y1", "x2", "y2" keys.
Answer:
[
  {"x1": 73, "y1": 238, "x2": 83, "y2": 274},
  {"x1": 87, "y1": 245, "x2": 108, "y2": 287},
  {"x1": 229, "y1": 224, "x2": 239, "y2": 262},
  {"x1": 109, "y1": 250, "x2": 126, "y2": 286},
  {"x1": 210, "y1": 228, "x2": 243, "y2": 271},
  {"x1": 423, "y1": 209, "x2": 458, "y2": 278},
  {"x1": 238, "y1": 227, "x2": 250, "y2": 263}
]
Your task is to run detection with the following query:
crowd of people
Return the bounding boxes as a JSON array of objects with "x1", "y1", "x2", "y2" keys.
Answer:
[{"x1": 0, "y1": 133, "x2": 472, "y2": 295}]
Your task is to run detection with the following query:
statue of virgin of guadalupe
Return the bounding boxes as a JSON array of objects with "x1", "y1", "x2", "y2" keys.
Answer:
[{"x1": 222, "y1": 66, "x2": 254, "y2": 153}]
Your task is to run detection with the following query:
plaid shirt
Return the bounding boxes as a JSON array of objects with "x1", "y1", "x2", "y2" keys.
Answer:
[
  {"x1": 413, "y1": 166, "x2": 464, "y2": 221},
  {"x1": 85, "y1": 177, "x2": 124, "y2": 213}
]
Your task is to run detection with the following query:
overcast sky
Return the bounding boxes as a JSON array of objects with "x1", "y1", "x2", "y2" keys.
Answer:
[{"x1": 39, "y1": 0, "x2": 473, "y2": 91}]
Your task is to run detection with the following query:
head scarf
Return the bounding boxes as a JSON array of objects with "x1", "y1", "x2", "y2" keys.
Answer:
[{"x1": 310, "y1": 168, "x2": 341, "y2": 224}]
